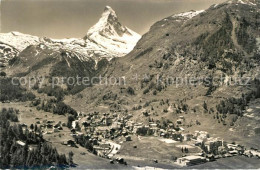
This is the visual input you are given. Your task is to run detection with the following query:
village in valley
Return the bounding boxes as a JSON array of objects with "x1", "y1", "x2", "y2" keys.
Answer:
[
  {"x1": 15, "y1": 105, "x2": 260, "y2": 167},
  {"x1": 1, "y1": 0, "x2": 260, "y2": 168}
]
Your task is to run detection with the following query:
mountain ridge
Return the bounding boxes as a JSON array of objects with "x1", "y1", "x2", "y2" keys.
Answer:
[{"x1": 0, "y1": 6, "x2": 141, "y2": 67}]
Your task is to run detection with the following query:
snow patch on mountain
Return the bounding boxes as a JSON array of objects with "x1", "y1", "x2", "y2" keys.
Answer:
[
  {"x1": 0, "y1": 32, "x2": 40, "y2": 51},
  {"x1": 172, "y1": 10, "x2": 205, "y2": 20},
  {"x1": 236, "y1": 0, "x2": 257, "y2": 5}
]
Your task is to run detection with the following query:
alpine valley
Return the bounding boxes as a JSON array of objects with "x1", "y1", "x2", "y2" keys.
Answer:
[{"x1": 0, "y1": 0, "x2": 260, "y2": 169}]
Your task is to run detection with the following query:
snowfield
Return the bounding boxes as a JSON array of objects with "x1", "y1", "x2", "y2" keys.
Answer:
[{"x1": 172, "y1": 10, "x2": 205, "y2": 20}]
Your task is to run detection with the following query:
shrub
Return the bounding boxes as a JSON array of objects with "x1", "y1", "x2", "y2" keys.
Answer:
[
  {"x1": 127, "y1": 87, "x2": 135, "y2": 95},
  {"x1": 143, "y1": 88, "x2": 149, "y2": 94},
  {"x1": 0, "y1": 71, "x2": 6, "y2": 77}
]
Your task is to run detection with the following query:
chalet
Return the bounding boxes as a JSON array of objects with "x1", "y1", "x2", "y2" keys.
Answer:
[
  {"x1": 176, "y1": 119, "x2": 183, "y2": 125},
  {"x1": 3, "y1": 48, "x2": 11, "y2": 53},
  {"x1": 82, "y1": 121, "x2": 91, "y2": 127},
  {"x1": 104, "y1": 117, "x2": 113, "y2": 126},
  {"x1": 77, "y1": 132, "x2": 84, "y2": 136},
  {"x1": 179, "y1": 116, "x2": 185, "y2": 120},
  {"x1": 54, "y1": 123, "x2": 61, "y2": 128},
  {"x1": 93, "y1": 139, "x2": 98, "y2": 145},
  {"x1": 149, "y1": 123, "x2": 158, "y2": 128},
  {"x1": 111, "y1": 122, "x2": 122, "y2": 130},
  {"x1": 46, "y1": 124, "x2": 53, "y2": 129},
  {"x1": 229, "y1": 150, "x2": 238, "y2": 155},
  {"x1": 54, "y1": 128, "x2": 59, "y2": 133},
  {"x1": 160, "y1": 133, "x2": 166, "y2": 137},
  {"x1": 195, "y1": 131, "x2": 209, "y2": 142},
  {"x1": 71, "y1": 128, "x2": 76, "y2": 134},
  {"x1": 63, "y1": 140, "x2": 77, "y2": 147},
  {"x1": 227, "y1": 143, "x2": 238, "y2": 150},
  {"x1": 125, "y1": 135, "x2": 131, "y2": 141},
  {"x1": 177, "y1": 155, "x2": 206, "y2": 166},
  {"x1": 182, "y1": 133, "x2": 193, "y2": 141},
  {"x1": 168, "y1": 123, "x2": 174, "y2": 128},
  {"x1": 218, "y1": 146, "x2": 227, "y2": 154},
  {"x1": 21, "y1": 123, "x2": 27, "y2": 128},
  {"x1": 93, "y1": 146, "x2": 110, "y2": 157},
  {"x1": 125, "y1": 114, "x2": 133, "y2": 119},
  {"x1": 99, "y1": 142, "x2": 110, "y2": 149},
  {"x1": 204, "y1": 138, "x2": 223, "y2": 153},
  {"x1": 86, "y1": 115, "x2": 91, "y2": 120},
  {"x1": 21, "y1": 123, "x2": 28, "y2": 132},
  {"x1": 47, "y1": 120, "x2": 55, "y2": 124},
  {"x1": 16, "y1": 140, "x2": 26, "y2": 146},
  {"x1": 122, "y1": 130, "x2": 128, "y2": 136},
  {"x1": 29, "y1": 144, "x2": 37, "y2": 151}
]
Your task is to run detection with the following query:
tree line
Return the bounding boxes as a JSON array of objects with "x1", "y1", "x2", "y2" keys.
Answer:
[
  {"x1": 0, "y1": 108, "x2": 71, "y2": 168},
  {"x1": 0, "y1": 78, "x2": 35, "y2": 102}
]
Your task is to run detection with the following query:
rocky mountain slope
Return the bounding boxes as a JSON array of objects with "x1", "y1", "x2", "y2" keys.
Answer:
[{"x1": 67, "y1": 0, "x2": 260, "y2": 142}]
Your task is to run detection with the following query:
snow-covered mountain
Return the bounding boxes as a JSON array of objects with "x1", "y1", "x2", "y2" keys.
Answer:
[
  {"x1": 0, "y1": 6, "x2": 141, "y2": 67},
  {"x1": 85, "y1": 6, "x2": 141, "y2": 55},
  {"x1": 0, "y1": 32, "x2": 40, "y2": 66}
]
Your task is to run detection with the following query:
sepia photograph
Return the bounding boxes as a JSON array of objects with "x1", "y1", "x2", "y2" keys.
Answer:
[{"x1": 0, "y1": 0, "x2": 259, "y2": 169}]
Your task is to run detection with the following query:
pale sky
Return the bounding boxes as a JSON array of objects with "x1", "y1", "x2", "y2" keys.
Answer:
[{"x1": 1, "y1": 0, "x2": 226, "y2": 38}]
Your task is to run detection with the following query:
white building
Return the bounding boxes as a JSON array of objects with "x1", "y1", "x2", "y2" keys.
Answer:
[{"x1": 177, "y1": 155, "x2": 207, "y2": 166}]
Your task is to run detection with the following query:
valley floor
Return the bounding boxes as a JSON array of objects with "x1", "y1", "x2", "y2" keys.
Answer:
[{"x1": 2, "y1": 101, "x2": 260, "y2": 169}]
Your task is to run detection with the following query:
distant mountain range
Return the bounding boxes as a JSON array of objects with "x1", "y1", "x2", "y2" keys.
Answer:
[{"x1": 0, "y1": 6, "x2": 140, "y2": 67}]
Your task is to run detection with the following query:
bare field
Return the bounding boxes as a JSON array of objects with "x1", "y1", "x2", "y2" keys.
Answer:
[{"x1": 116, "y1": 135, "x2": 200, "y2": 166}]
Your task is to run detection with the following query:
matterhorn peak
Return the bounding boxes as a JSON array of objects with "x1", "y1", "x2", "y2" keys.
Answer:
[
  {"x1": 100, "y1": 6, "x2": 118, "y2": 23},
  {"x1": 103, "y1": 6, "x2": 116, "y2": 16},
  {"x1": 84, "y1": 6, "x2": 141, "y2": 55},
  {"x1": 86, "y1": 6, "x2": 124, "y2": 37}
]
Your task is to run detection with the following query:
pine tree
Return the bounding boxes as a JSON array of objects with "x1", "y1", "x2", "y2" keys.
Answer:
[
  {"x1": 203, "y1": 101, "x2": 208, "y2": 111},
  {"x1": 30, "y1": 124, "x2": 34, "y2": 131},
  {"x1": 68, "y1": 151, "x2": 74, "y2": 165}
]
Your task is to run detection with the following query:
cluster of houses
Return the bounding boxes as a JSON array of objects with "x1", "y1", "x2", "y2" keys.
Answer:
[
  {"x1": 65, "y1": 111, "x2": 260, "y2": 165},
  {"x1": 175, "y1": 130, "x2": 260, "y2": 166},
  {"x1": 35, "y1": 119, "x2": 65, "y2": 134},
  {"x1": 20, "y1": 111, "x2": 259, "y2": 167},
  {"x1": 20, "y1": 117, "x2": 66, "y2": 137}
]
